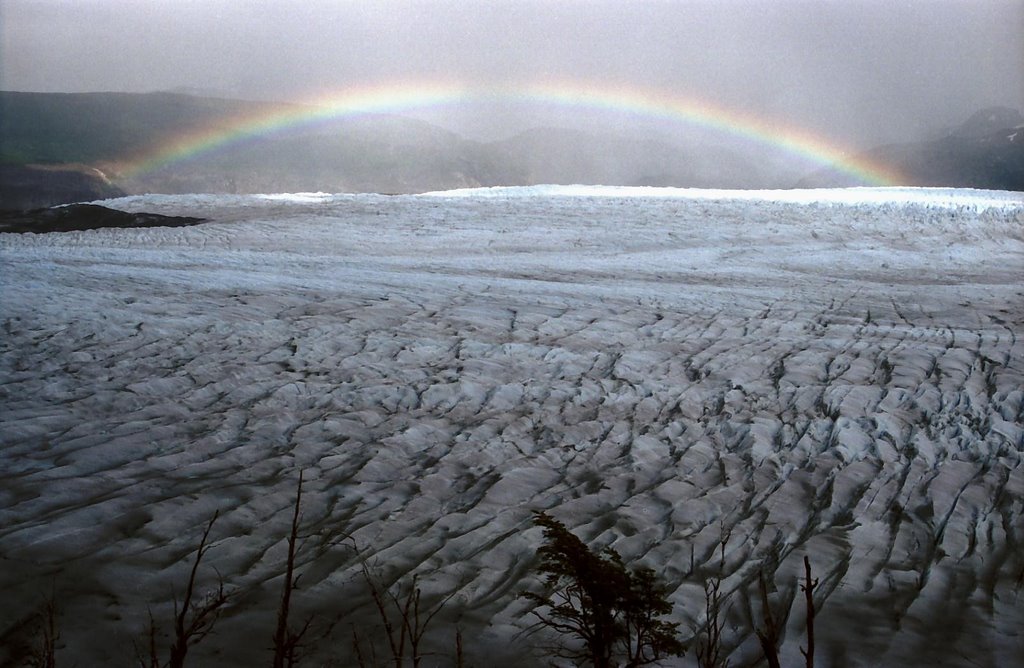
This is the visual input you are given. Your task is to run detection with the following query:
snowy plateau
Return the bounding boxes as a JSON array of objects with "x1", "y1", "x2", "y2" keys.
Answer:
[{"x1": 1, "y1": 186, "x2": 1023, "y2": 667}]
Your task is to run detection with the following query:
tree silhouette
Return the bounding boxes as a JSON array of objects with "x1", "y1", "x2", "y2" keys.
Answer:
[{"x1": 524, "y1": 512, "x2": 684, "y2": 667}]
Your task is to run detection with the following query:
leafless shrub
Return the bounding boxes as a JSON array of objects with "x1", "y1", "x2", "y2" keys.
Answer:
[
  {"x1": 754, "y1": 570, "x2": 782, "y2": 668},
  {"x1": 137, "y1": 610, "x2": 160, "y2": 668},
  {"x1": 273, "y1": 471, "x2": 313, "y2": 668},
  {"x1": 696, "y1": 540, "x2": 730, "y2": 668},
  {"x1": 351, "y1": 559, "x2": 459, "y2": 667},
  {"x1": 799, "y1": 556, "x2": 818, "y2": 668},
  {"x1": 136, "y1": 511, "x2": 229, "y2": 668},
  {"x1": 28, "y1": 594, "x2": 58, "y2": 668},
  {"x1": 695, "y1": 576, "x2": 727, "y2": 668}
]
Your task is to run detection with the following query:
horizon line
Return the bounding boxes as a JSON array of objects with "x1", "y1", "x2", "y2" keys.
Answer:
[{"x1": 111, "y1": 80, "x2": 907, "y2": 185}]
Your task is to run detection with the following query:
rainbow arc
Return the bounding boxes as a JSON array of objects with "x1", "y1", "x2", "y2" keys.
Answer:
[{"x1": 119, "y1": 80, "x2": 904, "y2": 186}]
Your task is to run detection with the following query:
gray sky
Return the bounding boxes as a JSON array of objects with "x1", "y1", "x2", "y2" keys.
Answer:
[{"x1": 2, "y1": 0, "x2": 1022, "y2": 148}]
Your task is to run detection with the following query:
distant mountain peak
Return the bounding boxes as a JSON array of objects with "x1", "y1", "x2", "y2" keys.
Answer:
[
  {"x1": 796, "y1": 106, "x2": 1024, "y2": 190},
  {"x1": 953, "y1": 106, "x2": 1024, "y2": 139}
]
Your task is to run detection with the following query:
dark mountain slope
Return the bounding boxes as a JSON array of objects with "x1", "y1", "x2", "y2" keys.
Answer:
[
  {"x1": 798, "y1": 107, "x2": 1024, "y2": 190},
  {"x1": 0, "y1": 91, "x2": 298, "y2": 165},
  {"x1": 0, "y1": 164, "x2": 125, "y2": 210}
]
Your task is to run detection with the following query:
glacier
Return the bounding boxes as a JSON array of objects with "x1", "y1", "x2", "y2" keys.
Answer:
[{"x1": 1, "y1": 186, "x2": 1022, "y2": 666}]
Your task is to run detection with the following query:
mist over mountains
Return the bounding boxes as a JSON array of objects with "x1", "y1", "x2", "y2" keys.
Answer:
[
  {"x1": 798, "y1": 107, "x2": 1024, "y2": 190},
  {"x1": 1, "y1": 90, "x2": 1022, "y2": 210}
]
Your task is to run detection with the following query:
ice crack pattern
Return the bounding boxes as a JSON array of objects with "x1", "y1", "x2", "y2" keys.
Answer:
[{"x1": 1, "y1": 187, "x2": 1022, "y2": 666}]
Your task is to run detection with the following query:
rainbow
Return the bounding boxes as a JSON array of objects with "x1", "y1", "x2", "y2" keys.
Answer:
[{"x1": 118, "y1": 80, "x2": 905, "y2": 186}]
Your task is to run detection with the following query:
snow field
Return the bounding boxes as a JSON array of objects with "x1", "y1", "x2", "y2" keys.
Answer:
[{"x1": 0, "y1": 187, "x2": 1022, "y2": 666}]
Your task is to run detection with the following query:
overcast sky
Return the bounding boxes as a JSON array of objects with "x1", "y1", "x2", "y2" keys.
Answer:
[{"x1": 2, "y1": 0, "x2": 1022, "y2": 148}]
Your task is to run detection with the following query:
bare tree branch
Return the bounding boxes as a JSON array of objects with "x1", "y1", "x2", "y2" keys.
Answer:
[
  {"x1": 273, "y1": 471, "x2": 308, "y2": 668},
  {"x1": 164, "y1": 511, "x2": 229, "y2": 668},
  {"x1": 799, "y1": 556, "x2": 818, "y2": 668}
]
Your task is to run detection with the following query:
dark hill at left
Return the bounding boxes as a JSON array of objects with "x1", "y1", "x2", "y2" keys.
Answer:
[
  {"x1": 0, "y1": 164, "x2": 125, "y2": 211},
  {"x1": 0, "y1": 91, "x2": 526, "y2": 203},
  {"x1": 0, "y1": 91, "x2": 303, "y2": 208},
  {"x1": 0, "y1": 91, "x2": 295, "y2": 165}
]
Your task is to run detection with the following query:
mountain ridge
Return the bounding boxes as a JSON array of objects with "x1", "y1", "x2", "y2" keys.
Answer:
[
  {"x1": 2, "y1": 91, "x2": 1021, "y2": 209},
  {"x1": 797, "y1": 106, "x2": 1024, "y2": 190}
]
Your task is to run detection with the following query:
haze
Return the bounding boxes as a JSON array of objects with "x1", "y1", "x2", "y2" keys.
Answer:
[{"x1": 2, "y1": 0, "x2": 1023, "y2": 150}]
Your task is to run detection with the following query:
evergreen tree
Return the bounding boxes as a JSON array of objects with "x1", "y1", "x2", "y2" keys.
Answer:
[{"x1": 524, "y1": 512, "x2": 684, "y2": 667}]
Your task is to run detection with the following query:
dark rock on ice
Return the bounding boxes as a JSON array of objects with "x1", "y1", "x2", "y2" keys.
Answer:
[{"x1": 0, "y1": 203, "x2": 205, "y2": 234}]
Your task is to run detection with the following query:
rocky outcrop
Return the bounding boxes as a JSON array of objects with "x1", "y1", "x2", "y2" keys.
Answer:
[{"x1": 0, "y1": 203, "x2": 203, "y2": 233}]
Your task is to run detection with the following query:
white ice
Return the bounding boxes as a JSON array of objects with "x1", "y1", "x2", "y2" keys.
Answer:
[{"x1": 1, "y1": 186, "x2": 1022, "y2": 666}]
